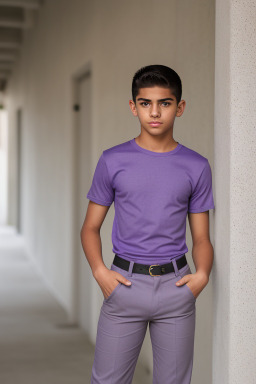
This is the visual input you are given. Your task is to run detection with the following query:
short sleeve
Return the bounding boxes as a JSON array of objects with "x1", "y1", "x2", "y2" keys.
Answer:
[
  {"x1": 86, "y1": 153, "x2": 114, "y2": 206},
  {"x1": 188, "y1": 160, "x2": 215, "y2": 213}
]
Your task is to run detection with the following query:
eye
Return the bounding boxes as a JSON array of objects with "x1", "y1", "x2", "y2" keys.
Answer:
[
  {"x1": 140, "y1": 102, "x2": 149, "y2": 107},
  {"x1": 162, "y1": 102, "x2": 171, "y2": 107}
]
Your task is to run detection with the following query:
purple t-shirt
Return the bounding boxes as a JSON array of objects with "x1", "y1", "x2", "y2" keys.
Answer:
[{"x1": 87, "y1": 138, "x2": 215, "y2": 265}]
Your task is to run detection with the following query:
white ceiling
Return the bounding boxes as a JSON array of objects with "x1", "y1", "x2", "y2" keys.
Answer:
[{"x1": 0, "y1": 0, "x2": 42, "y2": 91}]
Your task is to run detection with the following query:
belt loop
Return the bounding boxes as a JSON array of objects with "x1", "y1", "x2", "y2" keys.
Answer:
[
  {"x1": 127, "y1": 260, "x2": 135, "y2": 277},
  {"x1": 171, "y1": 257, "x2": 180, "y2": 277}
]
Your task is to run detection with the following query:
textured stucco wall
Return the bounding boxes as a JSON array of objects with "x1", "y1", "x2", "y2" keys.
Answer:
[
  {"x1": 214, "y1": 0, "x2": 256, "y2": 383},
  {"x1": 229, "y1": 1, "x2": 256, "y2": 382}
]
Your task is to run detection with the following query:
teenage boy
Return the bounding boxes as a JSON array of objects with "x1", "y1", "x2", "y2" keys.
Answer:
[{"x1": 81, "y1": 64, "x2": 215, "y2": 384}]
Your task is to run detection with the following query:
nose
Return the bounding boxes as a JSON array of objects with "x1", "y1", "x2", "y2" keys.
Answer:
[{"x1": 150, "y1": 103, "x2": 161, "y2": 117}]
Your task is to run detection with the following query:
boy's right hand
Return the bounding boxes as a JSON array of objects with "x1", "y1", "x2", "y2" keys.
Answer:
[{"x1": 93, "y1": 266, "x2": 132, "y2": 300}]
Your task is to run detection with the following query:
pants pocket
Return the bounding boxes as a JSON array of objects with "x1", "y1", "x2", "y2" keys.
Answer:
[
  {"x1": 184, "y1": 282, "x2": 196, "y2": 301},
  {"x1": 179, "y1": 264, "x2": 196, "y2": 301},
  {"x1": 104, "y1": 281, "x2": 122, "y2": 302}
]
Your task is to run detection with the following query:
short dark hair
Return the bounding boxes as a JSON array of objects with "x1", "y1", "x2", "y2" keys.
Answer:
[{"x1": 132, "y1": 64, "x2": 182, "y2": 105}]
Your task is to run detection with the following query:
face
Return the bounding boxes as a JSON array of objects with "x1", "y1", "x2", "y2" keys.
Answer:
[{"x1": 129, "y1": 86, "x2": 186, "y2": 137}]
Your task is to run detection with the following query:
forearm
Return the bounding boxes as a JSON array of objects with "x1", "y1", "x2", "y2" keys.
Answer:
[
  {"x1": 191, "y1": 239, "x2": 214, "y2": 281},
  {"x1": 80, "y1": 227, "x2": 107, "y2": 278}
]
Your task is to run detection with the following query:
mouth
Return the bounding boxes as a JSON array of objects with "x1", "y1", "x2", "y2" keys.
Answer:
[{"x1": 148, "y1": 121, "x2": 162, "y2": 127}]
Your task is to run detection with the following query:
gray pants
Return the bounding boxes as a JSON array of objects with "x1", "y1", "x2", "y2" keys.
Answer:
[{"x1": 91, "y1": 256, "x2": 196, "y2": 383}]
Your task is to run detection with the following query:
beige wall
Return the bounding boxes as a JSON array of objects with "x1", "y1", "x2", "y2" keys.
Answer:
[{"x1": 6, "y1": 0, "x2": 215, "y2": 381}]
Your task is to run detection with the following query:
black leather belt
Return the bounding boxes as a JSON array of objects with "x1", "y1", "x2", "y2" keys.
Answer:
[{"x1": 113, "y1": 254, "x2": 187, "y2": 276}]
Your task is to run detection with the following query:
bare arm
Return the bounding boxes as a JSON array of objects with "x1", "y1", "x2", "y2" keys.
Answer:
[
  {"x1": 175, "y1": 211, "x2": 214, "y2": 298},
  {"x1": 80, "y1": 201, "x2": 131, "y2": 299},
  {"x1": 80, "y1": 200, "x2": 111, "y2": 276},
  {"x1": 187, "y1": 210, "x2": 214, "y2": 281}
]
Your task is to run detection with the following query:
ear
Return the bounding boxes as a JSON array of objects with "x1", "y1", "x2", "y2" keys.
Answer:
[
  {"x1": 176, "y1": 99, "x2": 186, "y2": 117},
  {"x1": 129, "y1": 100, "x2": 138, "y2": 117}
]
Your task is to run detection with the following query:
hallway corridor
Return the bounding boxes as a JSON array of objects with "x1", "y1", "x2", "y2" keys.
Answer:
[{"x1": 0, "y1": 226, "x2": 148, "y2": 384}]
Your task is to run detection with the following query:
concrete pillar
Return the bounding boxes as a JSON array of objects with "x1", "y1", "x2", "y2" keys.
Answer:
[{"x1": 214, "y1": 0, "x2": 256, "y2": 383}]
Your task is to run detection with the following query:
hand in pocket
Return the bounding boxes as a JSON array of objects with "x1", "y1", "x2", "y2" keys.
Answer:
[
  {"x1": 176, "y1": 271, "x2": 208, "y2": 299},
  {"x1": 94, "y1": 266, "x2": 132, "y2": 299}
]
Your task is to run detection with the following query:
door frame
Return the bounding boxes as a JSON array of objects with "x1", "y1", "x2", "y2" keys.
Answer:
[
  {"x1": 69, "y1": 61, "x2": 92, "y2": 324},
  {"x1": 16, "y1": 108, "x2": 22, "y2": 233}
]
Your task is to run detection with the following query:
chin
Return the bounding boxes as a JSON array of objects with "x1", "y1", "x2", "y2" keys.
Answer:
[
  {"x1": 149, "y1": 128, "x2": 166, "y2": 135},
  {"x1": 151, "y1": 131, "x2": 164, "y2": 135},
  {"x1": 142, "y1": 129, "x2": 158, "y2": 135}
]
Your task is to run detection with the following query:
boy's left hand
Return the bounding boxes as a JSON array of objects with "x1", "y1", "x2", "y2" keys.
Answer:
[{"x1": 175, "y1": 271, "x2": 209, "y2": 299}]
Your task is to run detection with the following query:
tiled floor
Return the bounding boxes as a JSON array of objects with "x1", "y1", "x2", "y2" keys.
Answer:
[{"x1": 0, "y1": 226, "x2": 150, "y2": 383}]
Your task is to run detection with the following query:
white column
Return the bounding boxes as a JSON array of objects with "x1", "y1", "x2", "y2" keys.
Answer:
[
  {"x1": 214, "y1": 1, "x2": 256, "y2": 383},
  {"x1": 0, "y1": 109, "x2": 8, "y2": 224}
]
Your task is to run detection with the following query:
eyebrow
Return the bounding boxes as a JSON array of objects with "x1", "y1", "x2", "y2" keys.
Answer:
[{"x1": 137, "y1": 97, "x2": 174, "y2": 102}]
